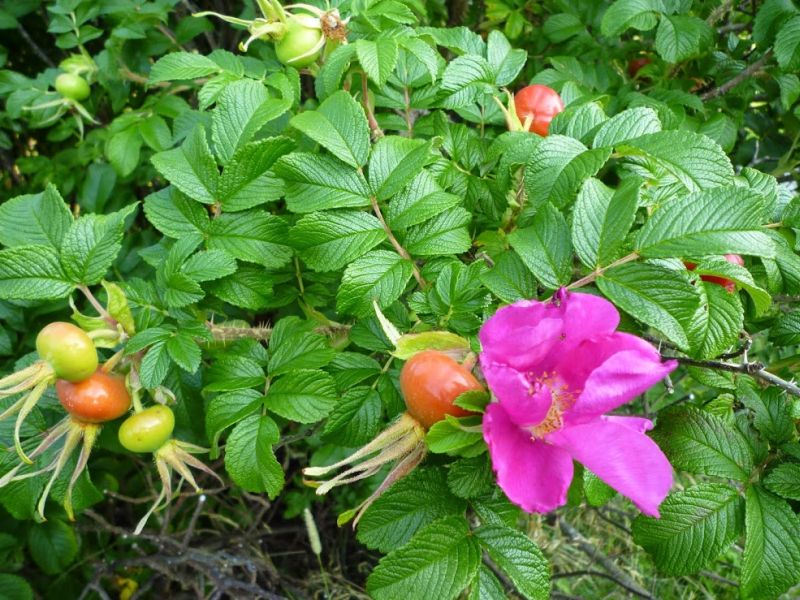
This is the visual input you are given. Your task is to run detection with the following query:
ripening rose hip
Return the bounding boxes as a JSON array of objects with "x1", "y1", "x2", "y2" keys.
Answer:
[
  {"x1": 119, "y1": 405, "x2": 175, "y2": 453},
  {"x1": 275, "y1": 15, "x2": 324, "y2": 67},
  {"x1": 55, "y1": 73, "x2": 91, "y2": 101},
  {"x1": 56, "y1": 370, "x2": 131, "y2": 423},
  {"x1": 36, "y1": 322, "x2": 98, "y2": 382},
  {"x1": 514, "y1": 84, "x2": 564, "y2": 136},
  {"x1": 399, "y1": 350, "x2": 483, "y2": 429}
]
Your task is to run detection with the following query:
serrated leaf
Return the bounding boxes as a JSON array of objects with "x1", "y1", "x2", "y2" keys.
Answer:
[
  {"x1": 212, "y1": 79, "x2": 289, "y2": 164},
  {"x1": 597, "y1": 262, "x2": 699, "y2": 349},
  {"x1": 291, "y1": 211, "x2": 386, "y2": 272},
  {"x1": 166, "y1": 331, "x2": 202, "y2": 373},
  {"x1": 60, "y1": 204, "x2": 138, "y2": 285},
  {"x1": 742, "y1": 485, "x2": 800, "y2": 599},
  {"x1": 323, "y1": 386, "x2": 382, "y2": 446},
  {"x1": 205, "y1": 389, "x2": 263, "y2": 456},
  {"x1": 593, "y1": 107, "x2": 661, "y2": 148},
  {"x1": 315, "y1": 43, "x2": 357, "y2": 100},
  {"x1": 224, "y1": 413, "x2": 283, "y2": 498},
  {"x1": 600, "y1": 0, "x2": 663, "y2": 37},
  {"x1": 149, "y1": 52, "x2": 220, "y2": 83},
  {"x1": 775, "y1": 15, "x2": 800, "y2": 71},
  {"x1": 617, "y1": 131, "x2": 734, "y2": 192},
  {"x1": 268, "y1": 331, "x2": 335, "y2": 377},
  {"x1": 207, "y1": 212, "x2": 292, "y2": 269},
  {"x1": 486, "y1": 30, "x2": 526, "y2": 86},
  {"x1": 651, "y1": 407, "x2": 755, "y2": 481},
  {"x1": 386, "y1": 170, "x2": 460, "y2": 230},
  {"x1": 426, "y1": 416, "x2": 484, "y2": 456},
  {"x1": 205, "y1": 355, "x2": 265, "y2": 392},
  {"x1": 480, "y1": 251, "x2": 537, "y2": 303},
  {"x1": 549, "y1": 102, "x2": 607, "y2": 143},
  {"x1": 637, "y1": 187, "x2": 774, "y2": 258},
  {"x1": 764, "y1": 463, "x2": 800, "y2": 500},
  {"x1": 0, "y1": 245, "x2": 73, "y2": 300},
  {"x1": 337, "y1": 250, "x2": 414, "y2": 317},
  {"x1": 358, "y1": 468, "x2": 467, "y2": 552},
  {"x1": 275, "y1": 153, "x2": 371, "y2": 212},
  {"x1": 509, "y1": 203, "x2": 571, "y2": 289},
  {"x1": 369, "y1": 137, "x2": 437, "y2": 201},
  {"x1": 367, "y1": 516, "x2": 480, "y2": 600},
  {"x1": 151, "y1": 126, "x2": 219, "y2": 205},
  {"x1": 218, "y1": 137, "x2": 293, "y2": 212},
  {"x1": 209, "y1": 265, "x2": 273, "y2": 310},
  {"x1": 655, "y1": 15, "x2": 714, "y2": 63},
  {"x1": 139, "y1": 341, "x2": 171, "y2": 388},
  {"x1": 357, "y1": 37, "x2": 399, "y2": 86},
  {"x1": 447, "y1": 455, "x2": 494, "y2": 499},
  {"x1": 182, "y1": 249, "x2": 237, "y2": 282},
  {"x1": 467, "y1": 565, "x2": 506, "y2": 600},
  {"x1": 738, "y1": 383, "x2": 795, "y2": 445},
  {"x1": 265, "y1": 370, "x2": 337, "y2": 423},
  {"x1": 572, "y1": 177, "x2": 638, "y2": 269},
  {"x1": 290, "y1": 91, "x2": 370, "y2": 168},
  {"x1": 687, "y1": 283, "x2": 743, "y2": 359},
  {"x1": 27, "y1": 520, "x2": 79, "y2": 575},
  {"x1": 0, "y1": 574, "x2": 32, "y2": 600},
  {"x1": 632, "y1": 483, "x2": 744, "y2": 575},
  {"x1": 403, "y1": 207, "x2": 472, "y2": 256},
  {"x1": 0, "y1": 185, "x2": 72, "y2": 249},
  {"x1": 143, "y1": 188, "x2": 209, "y2": 240},
  {"x1": 475, "y1": 525, "x2": 550, "y2": 600},
  {"x1": 692, "y1": 257, "x2": 771, "y2": 316}
]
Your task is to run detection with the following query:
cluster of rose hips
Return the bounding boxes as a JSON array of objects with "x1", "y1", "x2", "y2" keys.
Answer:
[{"x1": 0, "y1": 322, "x2": 214, "y2": 532}]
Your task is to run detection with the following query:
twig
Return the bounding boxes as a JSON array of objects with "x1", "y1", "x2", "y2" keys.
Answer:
[
  {"x1": 557, "y1": 518, "x2": 654, "y2": 600},
  {"x1": 706, "y1": 0, "x2": 734, "y2": 26},
  {"x1": 78, "y1": 285, "x2": 118, "y2": 327},
  {"x1": 701, "y1": 49, "x2": 773, "y2": 101},
  {"x1": 370, "y1": 195, "x2": 427, "y2": 288},
  {"x1": 18, "y1": 22, "x2": 56, "y2": 67},
  {"x1": 665, "y1": 355, "x2": 800, "y2": 397},
  {"x1": 181, "y1": 493, "x2": 207, "y2": 550},
  {"x1": 361, "y1": 73, "x2": 384, "y2": 139}
]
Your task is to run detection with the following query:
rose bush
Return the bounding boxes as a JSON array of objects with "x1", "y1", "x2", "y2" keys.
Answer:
[{"x1": 0, "y1": 0, "x2": 799, "y2": 598}]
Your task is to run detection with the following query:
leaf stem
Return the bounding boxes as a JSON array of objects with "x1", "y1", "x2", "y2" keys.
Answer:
[
  {"x1": 567, "y1": 252, "x2": 639, "y2": 290},
  {"x1": 77, "y1": 285, "x2": 118, "y2": 327},
  {"x1": 361, "y1": 73, "x2": 383, "y2": 139},
  {"x1": 664, "y1": 355, "x2": 800, "y2": 397},
  {"x1": 370, "y1": 195, "x2": 427, "y2": 288}
]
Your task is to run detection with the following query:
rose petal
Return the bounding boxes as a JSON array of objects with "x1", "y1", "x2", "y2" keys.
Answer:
[
  {"x1": 547, "y1": 417, "x2": 672, "y2": 517},
  {"x1": 557, "y1": 332, "x2": 677, "y2": 423},
  {"x1": 479, "y1": 301, "x2": 564, "y2": 371},
  {"x1": 483, "y1": 403, "x2": 574, "y2": 513},
  {"x1": 480, "y1": 361, "x2": 552, "y2": 427},
  {"x1": 603, "y1": 415, "x2": 653, "y2": 433},
  {"x1": 560, "y1": 291, "x2": 620, "y2": 346}
]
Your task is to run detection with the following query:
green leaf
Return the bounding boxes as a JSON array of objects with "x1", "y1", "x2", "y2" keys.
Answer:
[
  {"x1": 205, "y1": 355, "x2": 265, "y2": 392},
  {"x1": 426, "y1": 415, "x2": 484, "y2": 456},
  {"x1": 572, "y1": 178, "x2": 638, "y2": 269},
  {"x1": 592, "y1": 107, "x2": 661, "y2": 149},
  {"x1": 440, "y1": 55, "x2": 493, "y2": 108},
  {"x1": 268, "y1": 325, "x2": 335, "y2": 376},
  {"x1": 600, "y1": 0, "x2": 662, "y2": 37},
  {"x1": 291, "y1": 211, "x2": 386, "y2": 272},
  {"x1": 742, "y1": 485, "x2": 800, "y2": 599},
  {"x1": 524, "y1": 136, "x2": 610, "y2": 209},
  {"x1": 0, "y1": 574, "x2": 33, "y2": 600},
  {"x1": 480, "y1": 251, "x2": 537, "y2": 303},
  {"x1": 60, "y1": 204, "x2": 138, "y2": 285},
  {"x1": 369, "y1": 137, "x2": 437, "y2": 201},
  {"x1": 583, "y1": 470, "x2": 616, "y2": 506},
  {"x1": 386, "y1": 170, "x2": 460, "y2": 230},
  {"x1": 618, "y1": 131, "x2": 734, "y2": 192},
  {"x1": 692, "y1": 257, "x2": 771, "y2": 316},
  {"x1": 358, "y1": 468, "x2": 467, "y2": 553},
  {"x1": 323, "y1": 386, "x2": 382, "y2": 446},
  {"x1": 209, "y1": 265, "x2": 274, "y2": 310},
  {"x1": 143, "y1": 188, "x2": 209, "y2": 240},
  {"x1": 549, "y1": 102, "x2": 607, "y2": 144},
  {"x1": 151, "y1": 126, "x2": 219, "y2": 205},
  {"x1": 27, "y1": 519, "x2": 79, "y2": 575},
  {"x1": 265, "y1": 370, "x2": 337, "y2": 423},
  {"x1": 205, "y1": 388, "x2": 263, "y2": 456},
  {"x1": 597, "y1": 262, "x2": 699, "y2": 349},
  {"x1": 182, "y1": 249, "x2": 237, "y2": 282},
  {"x1": 356, "y1": 37, "x2": 399, "y2": 86},
  {"x1": 655, "y1": 15, "x2": 714, "y2": 63},
  {"x1": 106, "y1": 126, "x2": 142, "y2": 177},
  {"x1": 139, "y1": 341, "x2": 171, "y2": 388},
  {"x1": 166, "y1": 331, "x2": 202, "y2": 373},
  {"x1": 486, "y1": 30, "x2": 526, "y2": 85},
  {"x1": 224, "y1": 413, "x2": 284, "y2": 498},
  {"x1": 475, "y1": 525, "x2": 550, "y2": 600},
  {"x1": 467, "y1": 566, "x2": 506, "y2": 600},
  {"x1": 212, "y1": 79, "x2": 290, "y2": 164},
  {"x1": 218, "y1": 137, "x2": 293, "y2": 212},
  {"x1": 650, "y1": 407, "x2": 755, "y2": 481},
  {"x1": 207, "y1": 212, "x2": 292, "y2": 269},
  {"x1": 447, "y1": 455, "x2": 494, "y2": 499},
  {"x1": 149, "y1": 52, "x2": 220, "y2": 83},
  {"x1": 738, "y1": 383, "x2": 795, "y2": 445},
  {"x1": 687, "y1": 283, "x2": 743, "y2": 359},
  {"x1": 509, "y1": 203, "x2": 573, "y2": 290},
  {"x1": 290, "y1": 91, "x2": 370, "y2": 168},
  {"x1": 337, "y1": 250, "x2": 414, "y2": 316},
  {"x1": 315, "y1": 43, "x2": 357, "y2": 100},
  {"x1": 775, "y1": 15, "x2": 800, "y2": 71},
  {"x1": 637, "y1": 187, "x2": 773, "y2": 258},
  {"x1": 0, "y1": 245, "x2": 73, "y2": 300},
  {"x1": 403, "y1": 207, "x2": 472, "y2": 256},
  {"x1": 0, "y1": 185, "x2": 72, "y2": 249},
  {"x1": 367, "y1": 516, "x2": 480, "y2": 600},
  {"x1": 763, "y1": 463, "x2": 800, "y2": 501},
  {"x1": 393, "y1": 331, "x2": 470, "y2": 360},
  {"x1": 275, "y1": 153, "x2": 371, "y2": 212},
  {"x1": 632, "y1": 483, "x2": 744, "y2": 575}
]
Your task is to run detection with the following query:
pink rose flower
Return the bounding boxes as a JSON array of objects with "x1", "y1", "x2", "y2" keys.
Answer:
[{"x1": 479, "y1": 289, "x2": 677, "y2": 517}]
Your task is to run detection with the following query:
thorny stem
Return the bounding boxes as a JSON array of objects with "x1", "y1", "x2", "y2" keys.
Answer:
[
  {"x1": 664, "y1": 355, "x2": 800, "y2": 397},
  {"x1": 77, "y1": 285, "x2": 117, "y2": 327},
  {"x1": 567, "y1": 252, "x2": 640, "y2": 290},
  {"x1": 701, "y1": 49, "x2": 773, "y2": 101},
  {"x1": 370, "y1": 195, "x2": 427, "y2": 288}
]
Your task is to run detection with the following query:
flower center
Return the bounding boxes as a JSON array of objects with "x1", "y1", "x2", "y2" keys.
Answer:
[{"x1": 526, "y1": 372, "x2": 576, "y2": 439}]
